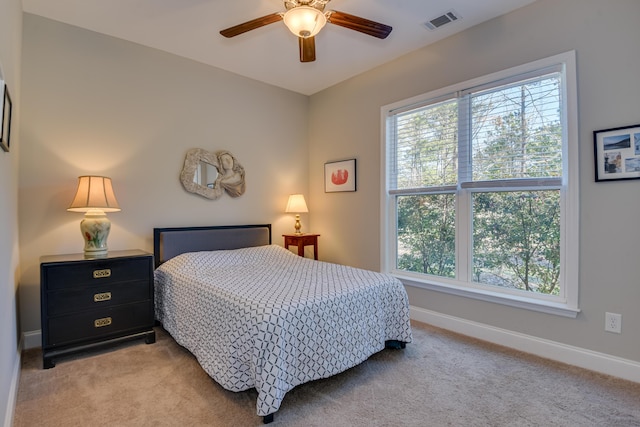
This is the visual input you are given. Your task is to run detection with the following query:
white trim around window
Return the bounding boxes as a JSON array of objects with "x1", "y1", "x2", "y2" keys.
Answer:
[{"x1": 380, "y1": 51, "x2": 580, "y2": 318}]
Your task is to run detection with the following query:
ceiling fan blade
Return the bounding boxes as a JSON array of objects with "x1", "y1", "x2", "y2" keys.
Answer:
[
  {"x1": 220, "y1": 13, "x2": 283, "y2": 38},
  {"x1": 299, "y1": 36, "x2": 316, "y2": 62},
  {"x1": 327, "y1": 10, "x2": 392, "y2": 39}
]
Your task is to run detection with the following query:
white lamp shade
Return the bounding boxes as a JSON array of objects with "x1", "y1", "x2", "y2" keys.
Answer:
[
  {"x1": 67, "y1": 176, "x2": 120, "y2": 256},
  {"x1": 285, "y1": 194, "x2": 308, "y2": 213},
  {"x1": 283, "y1": 6, "x2": 327, "y2": 38},
  {"x1": 67, "y1": 176, "x2": 121, "y2": 213}
]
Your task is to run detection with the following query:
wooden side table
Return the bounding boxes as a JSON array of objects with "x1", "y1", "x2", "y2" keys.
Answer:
[{"x1": 283, "y1": 234, "x2": 320, "y2": 260}]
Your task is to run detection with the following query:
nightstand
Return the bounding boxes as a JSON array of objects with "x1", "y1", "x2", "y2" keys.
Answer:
[
  {"x1": 283, "y1": 234, "x2": 320, "y2": 260},
  {"x1": 40, "y1": 249, "x2": 156, "y2": 369}
]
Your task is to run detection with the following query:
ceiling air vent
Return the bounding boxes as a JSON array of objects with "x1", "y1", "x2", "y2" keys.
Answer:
[{"x1": 423, "y1": 10, "x2": 460, "y2": 30}]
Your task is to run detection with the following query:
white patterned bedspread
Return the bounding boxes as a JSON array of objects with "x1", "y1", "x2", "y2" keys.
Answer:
[{"x1": 154, "y1": 245, "x2": 412, "y2": 417}]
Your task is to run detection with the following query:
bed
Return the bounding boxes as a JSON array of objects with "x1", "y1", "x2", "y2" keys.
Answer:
[{"x1": 153, "y1": 224, "x2": 412, "y2": 423}]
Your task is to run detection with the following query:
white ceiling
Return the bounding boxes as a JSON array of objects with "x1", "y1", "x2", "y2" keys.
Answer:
[{"x1": 21, "y1": 0, "x2": 537, "y2": 95}]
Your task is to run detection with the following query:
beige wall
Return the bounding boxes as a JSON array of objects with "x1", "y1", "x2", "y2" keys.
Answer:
[
  {"x1": 309, "y1": 0, "x2": 640, "y2": 362},
  {"x1": 18, "y1": 14, "x2": 310, "y2": 334},
  {"x1": 0, "y1": 0, "x2": 22, "y2": 423},
  {"x1": 12, "y1": 0, "x2": 640, "y2": 403}
]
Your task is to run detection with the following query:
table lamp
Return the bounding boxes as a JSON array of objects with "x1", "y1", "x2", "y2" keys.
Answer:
[
  {"x1": 67, "y1": 176, "x2": 121, "y2": 256},
  {"x1": 285, "y1": 194, "x2": 308, "y2": 235}
]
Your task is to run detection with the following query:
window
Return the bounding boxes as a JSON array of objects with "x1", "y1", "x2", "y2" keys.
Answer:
[{"x1": 382, "y1": 52, "x2": 579, "y2": 317}]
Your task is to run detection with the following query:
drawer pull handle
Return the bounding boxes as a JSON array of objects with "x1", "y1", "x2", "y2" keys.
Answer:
[
  {"x1": 93, "y1": 269, "x2": 111, "y2": 279},
  {"x1": 94, "y1": 317, "x2": 112, "y2": 328},
  {"x1": 93, "y1": 292, "x2": 112, "y2": 302}
]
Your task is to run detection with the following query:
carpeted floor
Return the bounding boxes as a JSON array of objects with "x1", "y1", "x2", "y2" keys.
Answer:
[{"x1": 13, "y1": 321, "x2": 640, "y2": 427}]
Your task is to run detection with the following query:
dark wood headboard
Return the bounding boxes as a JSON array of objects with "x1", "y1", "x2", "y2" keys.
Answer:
[{"x1": 153, "y1": 224, "x2": 272, "y2": 268}]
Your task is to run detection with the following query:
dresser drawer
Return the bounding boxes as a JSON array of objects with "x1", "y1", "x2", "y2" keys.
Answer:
[
  {"x1": 46, "y1": 280, "x2": 151, "y2": 316},
  {"x1": 46, "y1": 301, "x2": 154, "y2": 347},
  {"x1": 43, "y1": 257, "x2": 151, "y2": 290}
]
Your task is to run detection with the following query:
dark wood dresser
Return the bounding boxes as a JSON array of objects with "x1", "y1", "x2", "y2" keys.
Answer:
[{"x1": 40, "y1": 249, "x2": 156, "y2": 368}]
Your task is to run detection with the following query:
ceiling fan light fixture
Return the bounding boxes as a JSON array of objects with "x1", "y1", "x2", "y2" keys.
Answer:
[{"x1": 283, "y1": 6, "x2": 327, "y2": 38}]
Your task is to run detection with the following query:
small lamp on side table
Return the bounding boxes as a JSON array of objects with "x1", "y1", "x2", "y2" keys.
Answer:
[
  {"x1": 285, "y1": 194, "x2": 308, "y2": 235},
  {"x1": 67, "y1": 176, "x2": 121, "y2": 257}
]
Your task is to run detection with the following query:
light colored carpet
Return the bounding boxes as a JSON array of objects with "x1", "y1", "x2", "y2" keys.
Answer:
[{"x1": 13, "y1": 321, "x2": 640, "y2": 427}]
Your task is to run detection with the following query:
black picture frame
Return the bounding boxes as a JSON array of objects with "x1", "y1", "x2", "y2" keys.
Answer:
[
  {"x1": 594, "y1": 124, "x2": 640, "y2": 182},
  {"x1": 1, "y1": 84, "x2": 12, "y2": 153},
  {"x1": 324, "y1": 159, "x2": 357, "y2": 192}
]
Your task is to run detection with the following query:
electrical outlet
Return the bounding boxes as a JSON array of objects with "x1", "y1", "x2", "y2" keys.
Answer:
[{"x1": 605, "y1": 312, "x2": 622, "y2": 333}]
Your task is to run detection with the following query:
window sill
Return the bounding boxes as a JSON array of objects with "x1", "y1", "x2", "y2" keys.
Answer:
[{"x1": 395, "y1": 273, "x2": 580, "y2": 318}]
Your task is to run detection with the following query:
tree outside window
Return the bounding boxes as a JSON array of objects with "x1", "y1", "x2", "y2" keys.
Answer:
[{"x1": 385, "y1": 57, "x2": 576, "y2": 307}]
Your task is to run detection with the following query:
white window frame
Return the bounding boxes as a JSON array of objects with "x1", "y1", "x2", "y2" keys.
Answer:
[{"x1": 380, "y1": 51, "x2": 579, "y2": 318}]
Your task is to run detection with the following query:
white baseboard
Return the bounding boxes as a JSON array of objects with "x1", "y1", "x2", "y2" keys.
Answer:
[
  {"x1": 410, "y1": 305, "x2": 640, "y2": 383},
  {"x1": 22, "y1": 315, "x2": 640, "y2": 384},
  {"x1": 4, "y1": 338, "x2": 22, "y2": 427},
  {"x1": 22, "y1": 331, "x2": 40, "y2": 351}
]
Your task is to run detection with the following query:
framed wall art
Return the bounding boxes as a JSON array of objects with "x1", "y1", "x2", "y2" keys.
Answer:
[
  {"x1": 1, "y1": 83, "x2": 12, "y2": 153},
  {"x1": 594, "y1": 124, "x2": 640, "y2": 182},
  {"x1": 324, "y1": 159, "x2": 356, "y2": 192}
]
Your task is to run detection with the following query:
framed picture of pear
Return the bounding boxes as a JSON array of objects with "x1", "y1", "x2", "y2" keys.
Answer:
[{"x1": 324, "y1": 159, "x2": 356, "y2": 193}]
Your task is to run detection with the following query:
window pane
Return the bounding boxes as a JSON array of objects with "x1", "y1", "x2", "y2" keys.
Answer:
[
  {"x1": 472, "y1": 190, "x2": 560, "y2": 295},
  {"x1": 394, "y1": 100, "x2": 458, "y2": 189},
  {"x1": 397, "y1": 194, "x2": 455, "y2": 278},
  {"x1": 470, "y1": 75, "x2": 562, "y2": 181}
]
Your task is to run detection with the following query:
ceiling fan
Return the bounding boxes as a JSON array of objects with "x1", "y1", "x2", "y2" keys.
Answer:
[{"x1": 220, "y1": 0, "x2": 392, "y2": 63}]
